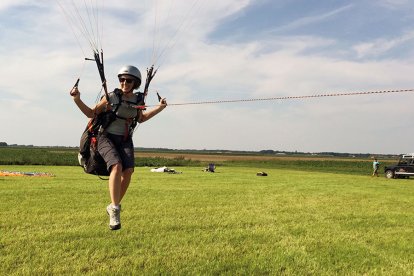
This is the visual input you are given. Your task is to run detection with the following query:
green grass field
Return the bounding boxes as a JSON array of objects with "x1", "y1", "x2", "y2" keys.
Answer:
[{"x1": 1, "y1": 165, "x2": 413, "y2": 275}]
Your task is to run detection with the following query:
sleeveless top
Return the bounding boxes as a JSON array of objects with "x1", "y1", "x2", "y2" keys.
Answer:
[{"x1": 105, "y1": 90, "x2": 140, "y2": 136}]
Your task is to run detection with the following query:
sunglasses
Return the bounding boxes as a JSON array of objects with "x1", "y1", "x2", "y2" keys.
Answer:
[{"x1": 119, "y1": 77, "x2": 135, "y2": 84}]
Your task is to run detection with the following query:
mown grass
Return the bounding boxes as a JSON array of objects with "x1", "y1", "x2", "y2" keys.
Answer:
[
  {"x1": 1, "y1": 165, "x2": 413, "y2": 275},
  {"x1": 224, "y1": 159, "x2": 388, "y2": 176}
]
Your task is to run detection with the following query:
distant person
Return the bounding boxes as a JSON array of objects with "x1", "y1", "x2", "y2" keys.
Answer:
[
  {"x1": 372, "y1": 158, "x2": 380, "y2": 177},
  {"x1": 203, "y1": 163, "x2": 216, "y2": 172},
  {"x1": 71, "y1": 65, "x2": 167, "y2": 230}
]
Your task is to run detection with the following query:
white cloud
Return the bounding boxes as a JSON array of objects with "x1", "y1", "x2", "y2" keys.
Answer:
[
  {"x1": 378, "y1": 0, "x2": 411, "y2": 9},
  {"x1": 353, "y1": 31, "x2": 414, "y2": 59},
  {"x1": 0, "y1": 0, "x2": 30, "y2": 11},
  {"x1": 1, "y1": 1, "x2": 414, "y2": 154},
  {"x1": 135, "y1": 34, "x2": 414, "y2": 153},
  {"x1": 269, "y1": 4, "x2": 354, "y2": 34}
]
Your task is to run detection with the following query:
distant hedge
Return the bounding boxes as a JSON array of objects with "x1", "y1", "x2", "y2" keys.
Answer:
[
  {"x1": 0, "y1": 147, "x2": 202, "y2": 167},
  {"x1": 0, "y1": 148, "x2": 78, "y2": 166}
]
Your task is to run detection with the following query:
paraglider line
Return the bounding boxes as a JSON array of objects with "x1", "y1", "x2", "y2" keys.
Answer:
[{"x1": 141, "y1": 88, "x2": 414, "y2": 108}]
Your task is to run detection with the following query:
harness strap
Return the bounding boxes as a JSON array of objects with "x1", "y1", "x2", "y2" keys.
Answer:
[
  {"x1": 91, "y1": 137, "x2": 97, "y2": 150},
  {"x1": 101, "y1": 90, "x2": 144, "y2": 138},
  {"x1": 123, "y1": 118, "x2": 133, "y2": 141}
]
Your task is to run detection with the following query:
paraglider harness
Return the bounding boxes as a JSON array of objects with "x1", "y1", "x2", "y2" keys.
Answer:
[
  {"x1": 78, "y1": 89, "x2": 144, "y2": 176},
  {"x1": 76, "y1": 51, "x2": 157, "y2": 177}
]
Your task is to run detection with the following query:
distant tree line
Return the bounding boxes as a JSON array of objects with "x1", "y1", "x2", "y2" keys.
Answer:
[
  {"x1": 259, "y1": 149, "x2": 395, "y2": 159},
  {"x1": 0, "y1": 143, "x2": 398, "y2": 159},
  {"x1": 1, "y1": 143, "x2": 35, "y2": 147}
]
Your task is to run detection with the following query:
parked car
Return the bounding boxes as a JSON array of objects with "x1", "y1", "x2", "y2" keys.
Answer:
[{"x1": 384, "y1": 154, "x2": 414, "y2": 179}]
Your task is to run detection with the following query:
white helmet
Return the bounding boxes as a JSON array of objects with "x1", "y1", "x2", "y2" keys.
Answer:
[{"x1": 118, "y1": 65, "x2": 142, "y2": 89}]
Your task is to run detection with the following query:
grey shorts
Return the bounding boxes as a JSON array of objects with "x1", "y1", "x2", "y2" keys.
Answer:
[{"x1": 97, "y1": 132, "x2": 135, "y2": 172}]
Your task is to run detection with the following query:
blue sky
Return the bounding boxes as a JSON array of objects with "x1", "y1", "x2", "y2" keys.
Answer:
[{"x1": 1, "y1": 0, "x2": 414, "y2": 154}]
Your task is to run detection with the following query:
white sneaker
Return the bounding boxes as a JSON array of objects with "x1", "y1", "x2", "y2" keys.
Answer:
[
  {"x1": 78, "y1": 153, "x2": 86, "y2": 167},
  {"x1": 106, "y1": 204, "x2": 121, "y2": 230}
]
